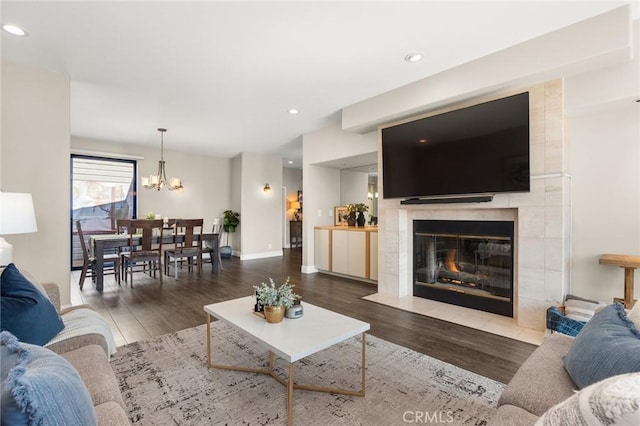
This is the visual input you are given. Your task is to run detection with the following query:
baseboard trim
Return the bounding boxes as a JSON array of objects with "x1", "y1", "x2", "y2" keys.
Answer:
[
  {"x1": 301, "y1": 265, "x2": 318, "y2": 274},
  {"x1": 239, "y1": 250, "x2": 283, "y2": 261}
]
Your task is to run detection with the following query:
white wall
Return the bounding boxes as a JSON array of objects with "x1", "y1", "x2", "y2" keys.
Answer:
[
  {"x1": 340, "y1": 169, "x2": 369, "y2": 206},
  {"x1": 239, "y1": 152, "x2": 283, "y2": 259},
  {"x1": 228, "y1": 155, "x2": 242, "y2": 252},
  {"x1": 1, "y1": 61, "x2": 71, "y2": 303},
  {"x1": 569, "y1": 104, "x2": 640, "y2": 301},
  {"x1": 71, "y1": 137, "x2": 231, "y2": 231},
  {"x1": 300, "y1": 164, "x2": 341, "y2": 273},
  {"x1": 564, "y1": 18, "x2": 640, "y2": 303}
]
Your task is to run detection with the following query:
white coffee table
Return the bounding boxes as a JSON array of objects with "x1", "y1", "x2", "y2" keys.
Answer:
[{"x1": 204, "y1": 296, "x2": 370, "y2": 426}]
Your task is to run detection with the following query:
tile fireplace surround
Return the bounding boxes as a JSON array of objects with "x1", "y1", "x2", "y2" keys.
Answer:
[{"x1": 372, "y1": 80, "x2": 570, "y2": 344}]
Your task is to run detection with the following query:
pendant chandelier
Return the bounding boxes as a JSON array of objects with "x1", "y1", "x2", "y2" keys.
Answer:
[{"x1": 142, "y1": 128, "x2": 183, "y2": 191}]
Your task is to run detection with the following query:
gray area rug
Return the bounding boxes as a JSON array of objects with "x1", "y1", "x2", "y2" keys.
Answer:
[{"x1": 111, "y1": 321, "x2": 505, "y2": 425}]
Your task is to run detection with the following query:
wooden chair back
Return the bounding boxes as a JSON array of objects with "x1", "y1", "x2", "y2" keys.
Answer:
[
  {"x1": 75, "y1": 220, "x2": 91, "y2": 262},
  {"x1": 116, "y1": 218, "x2": 132, "y2": 235},
  {"x1": 175, "y1": 219, "x2": 204, "y2": 250},
  {"x1": 127, "y1": 219, "x2": 164, "y2": 255},
  {"x1": 211, "y1": 223, "x2": 223, "y2": 235}
]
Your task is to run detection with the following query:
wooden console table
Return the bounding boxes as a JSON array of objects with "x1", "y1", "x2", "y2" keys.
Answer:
[
  {"x1": 598, "y1": 254, "x2": 640, "y2": 309},
  {"x1": 289, "y1": 220, "x2": 302, "y2": 248}
]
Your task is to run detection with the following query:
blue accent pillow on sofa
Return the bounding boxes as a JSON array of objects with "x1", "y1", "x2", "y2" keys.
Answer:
[
  {"x1": 1, "y1": 263, "x2": 64, "y2": 345},
  {"x1": 0, "y1": 331, "x2": 97, "y2": 425},
  {"x1": 564, "y1": 303, "x2": 640, "y2": 389}
]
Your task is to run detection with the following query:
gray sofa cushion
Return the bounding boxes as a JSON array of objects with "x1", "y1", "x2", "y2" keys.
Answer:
[
  {"x1": 492, "y1": 404, "x2": 539, "y2": 425},
  {"x1": 498, "y1": 333, "x2": 577, "y2": 416}
]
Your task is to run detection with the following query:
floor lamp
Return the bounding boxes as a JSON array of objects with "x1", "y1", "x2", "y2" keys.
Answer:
[{"x1": 0, "y1": 192, "x2": 38, "y2": 267}]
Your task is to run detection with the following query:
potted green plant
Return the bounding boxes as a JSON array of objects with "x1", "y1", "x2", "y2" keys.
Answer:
[
  {"x1": 254, "y1": 277, "x2": 298, "y2": 323},
  {"x1": 220, "y1": 210, "x2": 239, "y2": 258}
]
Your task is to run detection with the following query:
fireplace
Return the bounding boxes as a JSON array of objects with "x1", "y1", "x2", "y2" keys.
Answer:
[{"x1": 414, "y1": 220, "x2": 514, "y2": 317}]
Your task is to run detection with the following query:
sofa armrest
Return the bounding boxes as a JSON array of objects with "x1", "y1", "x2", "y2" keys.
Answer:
[
  {"x1": 60, "y1": 304, "x2": 95, "y2": 315},
  {"x1": 47, "y1": 333, "x2": 109, "y2": 356},
  {"x1": 41, "y1": 282, "x2": 61, "y2": 313},
  {"x1": 498, "y1": 333, "x2": 577, "y2": 416}
]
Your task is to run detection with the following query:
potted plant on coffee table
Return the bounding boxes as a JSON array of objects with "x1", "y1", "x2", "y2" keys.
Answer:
[
  {"x1": 220, "y1": 210, "x2": 239, "y2": 259},
  {"x1": 254, "y1": 277, "x2": 298, "y2": 323}
]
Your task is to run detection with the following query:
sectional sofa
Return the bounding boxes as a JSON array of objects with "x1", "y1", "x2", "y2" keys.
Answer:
[
  {"x1": 492, "y1": 302, "x2": 640, "y2": 424},
  {"x1": 1, "y1": 265, "x2": 129, "y2": 425}
]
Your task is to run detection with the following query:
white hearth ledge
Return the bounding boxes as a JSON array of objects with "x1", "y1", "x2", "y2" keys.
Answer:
[{"x1": 363, "y1": 293, "x2": 544, "y2": 346}]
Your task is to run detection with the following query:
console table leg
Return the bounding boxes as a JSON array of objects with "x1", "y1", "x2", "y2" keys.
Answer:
[{"x1": 624, "y1": 267, "x2": 635, "y2": 309}]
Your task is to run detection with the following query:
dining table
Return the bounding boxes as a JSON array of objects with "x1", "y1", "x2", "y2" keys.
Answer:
[{"x1": 89, "y1": 231, "x2": 221, "y2": 293}]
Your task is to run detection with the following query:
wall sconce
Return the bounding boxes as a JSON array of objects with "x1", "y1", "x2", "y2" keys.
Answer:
[{"x1": 263, "y1": 183, "x2": 271, "y2": 193}]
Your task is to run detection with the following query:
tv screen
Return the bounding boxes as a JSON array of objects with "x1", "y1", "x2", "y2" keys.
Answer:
[{"x1": 382, "y1": 92, "x2": 530, "y2": 200}]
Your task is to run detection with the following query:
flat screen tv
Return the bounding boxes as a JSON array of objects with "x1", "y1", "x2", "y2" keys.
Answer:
[{"x1": 381, "y1": 92, "x2": 530, "y2": 200}]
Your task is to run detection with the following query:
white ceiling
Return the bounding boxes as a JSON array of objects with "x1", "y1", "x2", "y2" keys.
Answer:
[{"x1": 0, "y1": 1, "x2": 629, "y2": 168}]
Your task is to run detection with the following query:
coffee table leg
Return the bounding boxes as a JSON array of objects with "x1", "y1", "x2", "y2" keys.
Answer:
[
  {"x1": 206, "y1": 313, "x2": 211, "y2": 368},
  {"x1": 361, "y1": 332, "x2": 366, "y2": 394},
  {"x1": 287, "y1": 363, "x2": 294, "y2": 426}
]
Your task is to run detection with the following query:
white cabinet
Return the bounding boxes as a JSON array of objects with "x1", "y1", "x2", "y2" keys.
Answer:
[
  {"x1": 314, "y1": 226, "x2": 377, "y2": 282},
  {"x1": 331, "y1": 230, "x2": 367, "y2": 279},
  {"x1": 315, "y1": 228, "x2": 330, "y2": 271},
  {"x1": 331, "y1": 230, "x2": 350, "y2": 275}
]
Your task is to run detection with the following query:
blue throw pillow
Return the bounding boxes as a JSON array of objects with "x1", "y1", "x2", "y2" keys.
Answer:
[
  {"x1": 0, "y1": 331, "x2": 97, "y2": 425},
  {"x1": 546, "y1": 305, "x2": 585, "y2": 337},
  {"x1": 564, "y1": 303, "x2": 640, "y2": 389},
  {"x1": 1, "y1": 263, "x2": 65, "y2": 345}
]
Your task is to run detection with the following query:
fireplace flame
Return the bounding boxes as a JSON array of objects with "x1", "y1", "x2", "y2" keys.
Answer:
[{"x1": 445, "y1": 250, "x2": 460, "y2": 273}]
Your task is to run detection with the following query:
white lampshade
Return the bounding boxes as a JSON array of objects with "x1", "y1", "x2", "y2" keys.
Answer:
[
  {"x1": 0, "y1": 192, "x2": 38, "y2": 234},
  {"x1": 0, "y1": 192, "x2": 38, "y2": 267}
]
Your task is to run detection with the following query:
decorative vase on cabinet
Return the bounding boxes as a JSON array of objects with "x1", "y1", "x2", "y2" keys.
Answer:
[
  {"x1": 347, "y1": 212, "x2": 357, "y2": 226},
  {"x1": 356, "y1": 212, "x2": 366, "y2": 227}
]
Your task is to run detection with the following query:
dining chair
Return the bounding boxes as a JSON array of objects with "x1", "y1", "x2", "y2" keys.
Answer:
[
  {"x1": 116, "y1": 218, "x2": 132, "y2": 235},
  {"x1": 202, "y1": 223, "x2": 223, "y2": 272},
  {"x1": 164, "y1": 219, "x2": 204, "y2": 279},
  {"x1": 116, "y1": 218, "x2": 134, "y2": 281},
  {"x1": 122, "y1": 219, "x2": 164, "y2": 286},
  {"x1": 75, "y1": 220, "x2": 121, "y2": 290}
]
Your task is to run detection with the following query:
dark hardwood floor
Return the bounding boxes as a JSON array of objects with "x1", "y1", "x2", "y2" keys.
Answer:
[{"x1": 73, "y1": 248, "x2": 535, "y2": 384}]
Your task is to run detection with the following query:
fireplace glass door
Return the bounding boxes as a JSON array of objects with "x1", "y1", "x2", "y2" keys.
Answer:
[{"x1": 414, "y1": 220, "x2": 514, "y2": 317}]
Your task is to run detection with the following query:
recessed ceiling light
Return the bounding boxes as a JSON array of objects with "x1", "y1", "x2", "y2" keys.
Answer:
[
  {"x1": 2, "y1": 24, "x2": 27, "y2": 37},
  {"x1": 288, "y1": 109, "x2": 299, "y2": 115},
  {"x1": 288, "y1": 160, "x2": 293, "y2": 164},
  {"x1": 419, "y1": 139, "x2": 428, "y2": 143},
  {"x1": 404, "y1": 52, "x2": 423, "y2": 63}
]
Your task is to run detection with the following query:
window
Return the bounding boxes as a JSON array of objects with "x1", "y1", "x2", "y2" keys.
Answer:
[{"x1": 70, "y1": 155, "x2": 137, "y2": 269}]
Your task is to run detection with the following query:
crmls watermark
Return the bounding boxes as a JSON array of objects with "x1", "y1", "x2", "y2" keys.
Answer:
[{"x1": 402, "y1": 411, "x2": 454, "y2": 424}]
